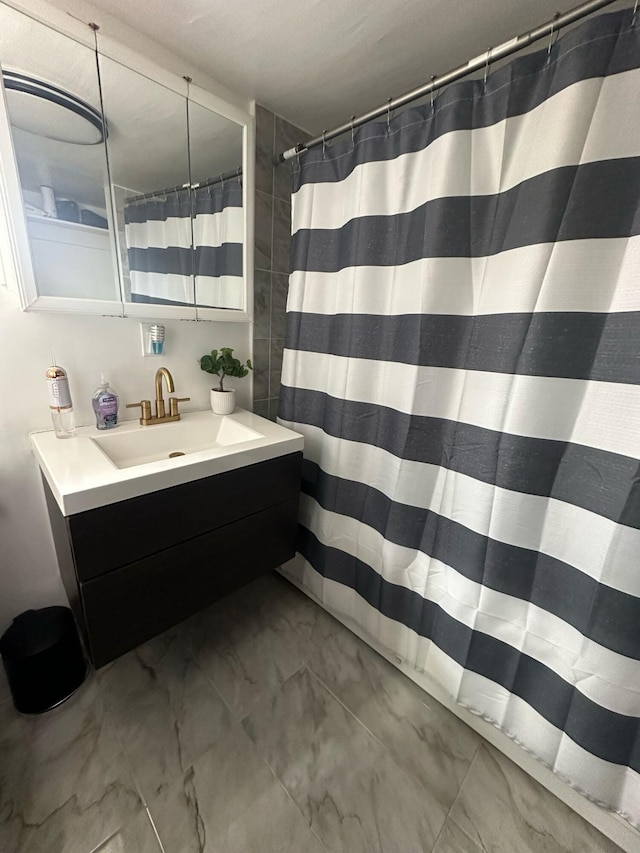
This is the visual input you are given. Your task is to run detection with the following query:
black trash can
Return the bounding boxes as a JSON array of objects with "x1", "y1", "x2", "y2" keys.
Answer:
[{"x1": 0, "y1": 606, "x2": 87, "y2": 714}]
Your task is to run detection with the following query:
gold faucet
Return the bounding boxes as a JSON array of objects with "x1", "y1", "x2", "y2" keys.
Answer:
[
  {"x1": 126, "y1": 367, "x2": 190, "y2": 425},
  {"x1": 155, "y1": 367, "x2": 173, "y2": 419}
]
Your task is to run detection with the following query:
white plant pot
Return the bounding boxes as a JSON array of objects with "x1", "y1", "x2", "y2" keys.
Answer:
[{"x1": 210, "y1": 388, "x2": 236, "y2": 415}]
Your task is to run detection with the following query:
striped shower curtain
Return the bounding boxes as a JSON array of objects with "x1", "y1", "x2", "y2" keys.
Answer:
[
  {"x1": 124, "y1": 179, "x2": 243, "y2": 308},
  {"x1": 193, "y1": 180, "x2": 243, "y2": 309},
  {"x1": 279, "y1": 8, "x2": 640, "y2": 826}
]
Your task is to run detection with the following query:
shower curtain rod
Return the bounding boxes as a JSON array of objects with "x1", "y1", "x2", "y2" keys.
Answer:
[
  {"x1": 275, "y1": 0, "x2": 618, "y2": 163},
  {"x1": 129, "y1": 167, "x2": 243, "y2": 203}
]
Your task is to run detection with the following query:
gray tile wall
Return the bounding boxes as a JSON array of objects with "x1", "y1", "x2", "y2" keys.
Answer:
[{"x1": 253, "y1": 105, "x2": 306, "y2": 420}]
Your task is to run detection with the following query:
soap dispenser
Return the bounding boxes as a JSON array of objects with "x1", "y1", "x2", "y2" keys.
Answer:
[{"x1": 92, "y1": 374, "x2": 119, "y2": 430}]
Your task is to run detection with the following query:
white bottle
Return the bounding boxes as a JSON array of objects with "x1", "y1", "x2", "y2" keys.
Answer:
[{"x1": 46, "y1": 365, "x2": 76, "y2": 438}]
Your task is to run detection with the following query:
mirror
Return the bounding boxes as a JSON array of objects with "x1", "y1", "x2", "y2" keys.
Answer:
[
  {"x1": 96, "y1": 53, "x2": 193, "y2": 308},
  {"x1": 0, "y1": 4, "x2": 119, "y2": 303},
  {"x1": 188, "y1": 100, "x2": 244, "y2": 312},
  {"x1": 0, "y1": 2, "x2": 250, "y2": 318},
  {"x1": 97, "y1": 55, "x2": 245, "y2": 312}
]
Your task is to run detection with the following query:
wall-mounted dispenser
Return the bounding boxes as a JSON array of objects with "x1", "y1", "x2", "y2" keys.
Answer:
[{"x1": 140, "y1": 323, "x2": 166, "y2": 357}]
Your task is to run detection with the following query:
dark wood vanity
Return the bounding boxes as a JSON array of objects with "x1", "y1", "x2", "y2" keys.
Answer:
[{"x1": 43, "y1": 452, "x2": 302, "y2": 667}]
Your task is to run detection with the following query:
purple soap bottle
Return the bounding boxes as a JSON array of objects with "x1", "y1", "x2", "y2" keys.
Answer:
[{"x1": 92, "y1": 374, "x2": 119, "y2": 430}]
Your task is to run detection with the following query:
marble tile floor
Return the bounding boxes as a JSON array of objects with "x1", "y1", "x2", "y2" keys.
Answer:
[{"x1": 0, "y1": 571, "x2": 624, "y2": 853}]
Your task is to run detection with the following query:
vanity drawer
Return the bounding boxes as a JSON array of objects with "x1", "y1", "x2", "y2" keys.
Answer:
[
  {"x1": 80, "y1": 497, "x2": 299, "y2": 667},
  {"x1": 67, "y1": 452, "x2": 302, "y2": 581}
]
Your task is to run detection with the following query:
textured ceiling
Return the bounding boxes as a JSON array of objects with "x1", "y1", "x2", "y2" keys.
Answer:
[{"x1": 44, "y1": 0, "x2": 621, "y2": 135}]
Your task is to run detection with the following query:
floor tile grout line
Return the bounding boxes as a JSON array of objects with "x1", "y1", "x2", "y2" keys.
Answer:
[
  {"x1": 428, "y1": 814, "x2": 449, "y2": 853},
  {"x1": 256, "y1": 746, "x2": 332, "y2": 853},
  {"x1": 97, "y1": 682, "x2": 155, "y2": 810},
  {"x1": 234, "y1": 657, "x2": 308, "y2": 725},
  {"x1": 146, "y1": 805, "x2": 168, "y2": 853},
  {"x1": 305, "y1": 663, "x2": 390, "y2": 754},
  {"x1": 91, "y1": 669, "x2": 156, "y2": 815},
  {"x1": 180, "y1": 633, "x2": 239, "y2": 723},
  {"x1": 443, "y1": 733, "x2": 484, "y2": 821},
  {"x1": 448, "y1": 814, "x2": 485, "y2": 853},
  {"x1": 444, "y1": 744, "x2": 487, "y2": 852},
  {"x1": 96, "y1": 631, "x2": 240, "y2": 811},
  {"x1": 306, "y1": 670, "x2": 471, "y2": 823},
  {"x1": 239, "y1": 665, "x2": 332, "y2": 852},
  {"x1": 175, "y1": 576, "x2": 309, "y2": 723},
  {"x1": 173, "y1": 595, "x2": 259, "y2": 722},
  {"x1": 243, "y1": 662, "x2": 448, "y2": 852},
  {"x1": 298, "y1": 625, "x2": 340, "y2": 669},
  {"x1": 306, "y1": 647, "x2": 482, "y2": 817},
  {"x1": 429, "y1": 744, "x2": 486, "y2": 853},
  {"x1": 94, "y1": 596, "x2": 318, "y2": 839},
  {"x1": 142, "y1": 717, "x2": 253, "y2": 822},
  {"x1": 445, "y1": 742, "x2": 480, "y2": 820}
]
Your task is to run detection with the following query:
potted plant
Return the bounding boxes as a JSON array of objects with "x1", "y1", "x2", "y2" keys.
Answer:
[{"x1": 200, "y1": 347, "x2": 253, "y2": 414}]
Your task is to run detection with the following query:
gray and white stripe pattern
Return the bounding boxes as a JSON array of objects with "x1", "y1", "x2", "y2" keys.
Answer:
[
  {"x1": 279, "y1": 8, "x2": 640, "y2": 826},
  {"x1": 124, "y1": 180, "x2": 243, "y2": 308}
]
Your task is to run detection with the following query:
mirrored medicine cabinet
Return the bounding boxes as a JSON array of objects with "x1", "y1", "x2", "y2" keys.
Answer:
[{"x1": 0, "y1": 1, "x2": 254, "y2": 321}]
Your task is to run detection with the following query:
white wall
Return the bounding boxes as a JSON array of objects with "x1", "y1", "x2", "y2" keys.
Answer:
[{"x1": 0, "y1": 283, "x2": 252, "y2": 632}]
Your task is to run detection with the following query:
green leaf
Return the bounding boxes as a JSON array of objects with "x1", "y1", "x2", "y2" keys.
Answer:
[{"x1": 199, "y1": 346, "x2": 252, "y2": 380}]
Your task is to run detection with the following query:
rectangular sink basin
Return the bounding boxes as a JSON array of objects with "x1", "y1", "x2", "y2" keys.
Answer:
[
  {"x1": 91, "y1": 415, "x2": 264, "y2": 469},
  {"x1": 30, "y1": 409, "x2": 303, "y2": 516}
]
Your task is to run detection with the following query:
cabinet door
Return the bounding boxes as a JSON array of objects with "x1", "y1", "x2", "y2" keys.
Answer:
[
  {"x1": 0, "y1": 3, "x2": 252, "y2": 320},
  {"x1": 96, "y1": 53, "x2": 195, "y2": 319},
  {"x1": 0, "y1": 4, "x2": 121, "y2": 312},
  {"x1": 81, "y1": 498, "x2": 299, "y2": 667},
  {"x1": 187, "y1": 97, "x2": 244, "y2": 316},
  {"x1": 69, "y1": 453, "x2": 303, "y2": 581}
]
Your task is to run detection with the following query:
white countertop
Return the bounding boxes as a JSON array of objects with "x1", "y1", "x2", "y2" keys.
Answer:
[{"x1": 31, "y1": 409, "x2": 304, "y2": 516}]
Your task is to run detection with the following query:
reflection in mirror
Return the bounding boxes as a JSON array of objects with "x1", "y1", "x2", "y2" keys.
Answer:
[
  {"x1": 99, "y1": 51, "x2": 245, "y2": 312},
  {"x1": 96, "y1": 53, "x2": 192, "y2": 308},
  {"x1": 0, "y1": 4, "x2": 118, "y2": 301},
  {"x1": 188, "y1": 99, "x2": 244, "y2": 311},
  {"x1": 192, "y1": 175, "x2": 242, "y2": 311}
]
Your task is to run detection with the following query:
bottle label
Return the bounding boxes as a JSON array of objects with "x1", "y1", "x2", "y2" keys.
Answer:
[
  {"x1": 95, "y1": 393, "x2": 118, "y2": 428},
  {"x1": 48, "y1": 377, "x2": 73, "y2": 411},
  {"x1": 98, "y1": 394, "x2": 118, "y2": 411}
]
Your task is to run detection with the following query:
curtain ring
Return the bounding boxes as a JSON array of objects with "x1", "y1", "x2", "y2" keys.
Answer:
[
  {"x1": 351, "y1": 115, "x2": 356, "y2": 148},
  {"x1": 633, "y1": 0, "x2": 638, "y2": 26},
  {"x1": 237, "y1": 167, "x2": 241, "y2": 185},
  {"x1": 219, "y1": 173, "x2": 225, "y2": 188},
  {"x1": 483, "y1": 48, "x2": 492, "y2": 92},
  {"x1": 547, "y1": 13, "x2": 560, "y2": 64},
  {"x1": 322, "y1": 129, "x2": 327, "y2": 158},
  {"x1": 430, "y1": 77, "x2": 436, "y2": 115},
  {"x1": 386, "y1": 98, "x2": 393, "y2": 133}
]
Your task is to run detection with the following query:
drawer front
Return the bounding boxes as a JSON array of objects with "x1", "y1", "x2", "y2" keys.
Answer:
[
  {"x1": 70, "y1": 452, "x2": 302, "y2": 581},
  {"x1": 81, "y1": 497, "x2": 299, "y2": 667}
]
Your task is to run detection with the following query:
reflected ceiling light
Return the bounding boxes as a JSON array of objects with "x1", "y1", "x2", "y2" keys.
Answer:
[{"x1": 2, "y1": 71, "x2": 106, "y2": 144}]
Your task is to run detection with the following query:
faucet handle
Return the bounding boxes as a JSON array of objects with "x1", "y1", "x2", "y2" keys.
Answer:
[
  {"x1": 169, "y1": 396, "x2": 190, "y2": 417},
  {"x1": 126, "y1": 399, "x2": 152, "y2": 423}
]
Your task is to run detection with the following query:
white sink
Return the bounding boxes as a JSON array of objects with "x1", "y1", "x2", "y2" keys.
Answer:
[
  {"x1": 30, "y1": 409, "x2": 304, "y2": 516},
  {"x1": 91, "y1": 415, "x2": 263, "y2": 469}
]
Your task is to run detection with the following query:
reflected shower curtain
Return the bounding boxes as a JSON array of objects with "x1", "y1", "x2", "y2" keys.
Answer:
[
  {"x1": 124, "y1": 178, "x2": 243, "y2": 308},
  {"x1": 279, "y1": 8, "x2": 640, "y2": 825},
  {"x1": 124, "y1": 190, "x2": 193, "y2": 305}
]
